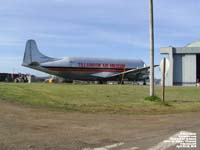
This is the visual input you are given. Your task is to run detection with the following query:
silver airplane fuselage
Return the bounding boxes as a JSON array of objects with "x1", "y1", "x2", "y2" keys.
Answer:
[
  {"x1": 39, "y1": 57, "x2": 145, "y2": 81},
  {"x1": 22, "y1": 40, "x2": 148, "y2": 82}
]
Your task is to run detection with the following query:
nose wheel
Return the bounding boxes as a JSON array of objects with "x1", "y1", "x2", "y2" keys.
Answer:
[{"x1": 143, "y1": 80, "x2": 146, "y2": 85}]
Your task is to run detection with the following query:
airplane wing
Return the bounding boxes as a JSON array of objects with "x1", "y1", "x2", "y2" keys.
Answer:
[
  {"x1": 91, "y1": 72, "x2": 116, "y2": 78},
  {"x1": 91, "y1": 65, "x2": 158, "y2": 79},
  {"x1": 111, "y1": 66, "x2": 154, "y2": 78}
]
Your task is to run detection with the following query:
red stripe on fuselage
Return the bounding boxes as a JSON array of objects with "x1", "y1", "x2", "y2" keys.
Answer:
[{"x1": 45, "y1": 67, "x2": 127, "y2": 73}]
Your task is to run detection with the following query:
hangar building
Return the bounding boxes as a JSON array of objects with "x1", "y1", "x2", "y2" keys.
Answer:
[{"x1": 160, "y1": 41, "x2": 200, "y2": 86}]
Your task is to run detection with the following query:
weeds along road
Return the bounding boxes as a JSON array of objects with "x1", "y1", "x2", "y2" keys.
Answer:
[{"x1": 0, "y1": 100, "x2": 199, "y2": 150}]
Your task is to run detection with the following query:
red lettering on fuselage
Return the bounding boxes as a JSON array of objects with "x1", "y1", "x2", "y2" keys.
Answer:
[{"x1": 78, "y1": 63, "x2": 125, "y2": 68}]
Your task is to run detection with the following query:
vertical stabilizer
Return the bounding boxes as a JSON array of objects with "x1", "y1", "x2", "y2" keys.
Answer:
[{"x1": 22, "y1": 40, "x2": 56, "y2": 66}]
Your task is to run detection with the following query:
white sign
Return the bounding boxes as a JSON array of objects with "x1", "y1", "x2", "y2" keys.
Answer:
[{"x1": 160, "y1": 58, "x2": 170, "y2": 75}]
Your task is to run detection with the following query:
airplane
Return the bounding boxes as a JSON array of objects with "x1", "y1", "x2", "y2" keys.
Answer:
[{"x1": 22, "y1": 39, "x2": 152, "y2": 84}]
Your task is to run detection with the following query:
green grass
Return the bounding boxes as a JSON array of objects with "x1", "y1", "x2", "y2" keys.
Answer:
[{"x1": 0, "y1": 83, "x2": 200, "y2": 114}]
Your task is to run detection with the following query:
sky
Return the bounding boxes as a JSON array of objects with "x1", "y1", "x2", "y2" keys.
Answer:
[{"x1": 1, "y1": 0, "x2": 200, "y2": 78}]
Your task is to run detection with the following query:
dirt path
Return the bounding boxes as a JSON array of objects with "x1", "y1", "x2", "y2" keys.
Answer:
[{"x1": 0, "y1": 100, "x2": 199, "y2": 150}]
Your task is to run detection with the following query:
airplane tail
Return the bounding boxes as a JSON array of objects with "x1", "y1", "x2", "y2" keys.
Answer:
[{"x1": 22, "y1": 39, "x2": 57, "y2": 66}]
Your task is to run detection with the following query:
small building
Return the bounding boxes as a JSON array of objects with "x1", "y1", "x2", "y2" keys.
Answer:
[{"x1": 160, "y1": 41, "x2": 200, "y2": 86}]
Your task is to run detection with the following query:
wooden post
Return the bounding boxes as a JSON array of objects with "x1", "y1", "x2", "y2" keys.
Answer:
[{"x1": 162, "y1": 57, "x2": 166, "y2": 103}]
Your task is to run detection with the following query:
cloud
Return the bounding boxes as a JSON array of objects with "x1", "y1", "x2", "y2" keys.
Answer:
[
  {"x1": 0, "y1": 37, "x2": 24, "y2": 47},
  {"x1": 0, "y1": 0, "x2": 200, "y2": 77}
]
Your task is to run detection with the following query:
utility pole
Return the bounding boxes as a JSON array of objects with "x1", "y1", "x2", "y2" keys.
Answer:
[{"x1": 149, "y1": 0, "x2": 154, "y2": 96}]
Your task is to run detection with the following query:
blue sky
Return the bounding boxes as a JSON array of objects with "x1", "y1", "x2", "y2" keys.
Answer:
[{"x1": 1, "y1": 0, "x2": 200, "y2": 77}]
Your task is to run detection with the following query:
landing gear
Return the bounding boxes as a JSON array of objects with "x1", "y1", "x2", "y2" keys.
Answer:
[
  {"x1": 117, "y1": 80, "x2": 124, "y2": 84},
  {"x1": 64, "y1": 80, "x2": 73, "y2": 83},
  {"x1": 98, "y1": 81, "x2": 107, "y2": 84}
]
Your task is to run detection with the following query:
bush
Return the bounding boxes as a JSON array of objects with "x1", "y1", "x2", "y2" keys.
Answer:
[{"x1": 145, "y1": 96, "x2": 161, "y2": 102}]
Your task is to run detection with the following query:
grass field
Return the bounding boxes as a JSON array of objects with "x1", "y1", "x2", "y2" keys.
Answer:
[{"x1": 0, "y1": 83, "x2": 200, "y2": 114}]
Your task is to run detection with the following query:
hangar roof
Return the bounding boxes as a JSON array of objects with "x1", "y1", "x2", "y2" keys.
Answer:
[
  {"x1": 186, "y1": 41, "x2": 200, "y2": 47},
  {"x1": 161, "y1": 41, "x2": 200, "y2": 54}
]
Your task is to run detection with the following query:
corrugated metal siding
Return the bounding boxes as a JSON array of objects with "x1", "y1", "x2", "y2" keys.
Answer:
[
  {"x1": 173, "y1": 54, "x2": 196, "y2": 86},
  {"x1": 182, "y1": 55, "x2": 196, "y2": 85},
  {"x1": 173, "y1": 55, "x2": 182, "y2": 84}
]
